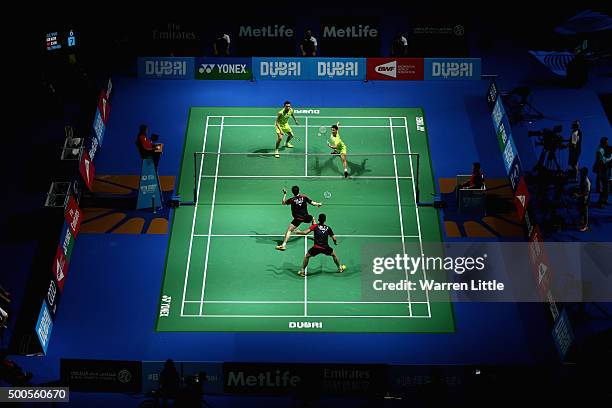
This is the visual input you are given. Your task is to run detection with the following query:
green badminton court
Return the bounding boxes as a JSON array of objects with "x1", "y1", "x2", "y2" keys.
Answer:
[{"x1": 156, "y1": 107, "x2": 455, "y2": 333}]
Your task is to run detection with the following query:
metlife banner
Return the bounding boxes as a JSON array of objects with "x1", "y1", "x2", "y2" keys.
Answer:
[
  {"x1": 424, "y1": 58, "x2": 481, "y2": 80},
  {"x1": 253, "y1": 58, "x2": 365, "y2": 81},
  {"x1": 235, "y1": 19, "x2": 296, "y2": 56},
  {"x1": 320, "y1": 17, "x2": 380, "y2": 57},
  {"x1": 137, "y1": 57, "x2": 195, "y2": 79},
  {"x1": 195, "y1": 58, "x2": 252, "y2": 80}
]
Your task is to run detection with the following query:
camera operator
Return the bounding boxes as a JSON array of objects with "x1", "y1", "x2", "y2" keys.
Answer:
[
  {"x1": 577, "y1": 167, "x2": 591, "y2": 232},
  {"x1": 568, "y1": 121, "x2": 582, "y2": 180},
  {"x1": 593, "y1": 137, "x2": 611, "y2": 208}
]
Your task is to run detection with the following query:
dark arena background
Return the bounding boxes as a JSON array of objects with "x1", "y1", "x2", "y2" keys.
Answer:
[{"x1": 1, "y1": 5, "x2": 611, "y2": 407}]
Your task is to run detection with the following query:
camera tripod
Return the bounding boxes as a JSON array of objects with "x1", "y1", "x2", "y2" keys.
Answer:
[{"x1": 534, "y1": 146, "x2": 562, "y2": 174}]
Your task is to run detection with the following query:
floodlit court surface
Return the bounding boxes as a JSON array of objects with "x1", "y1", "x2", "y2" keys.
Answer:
[{"x1": 156, "y1": 107, "x2": 454, "y2": 332}]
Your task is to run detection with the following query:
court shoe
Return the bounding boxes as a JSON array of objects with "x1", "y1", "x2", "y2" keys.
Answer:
[
  {"x1": 298, "y1": 270, "x2": 306, "y2": 277},
  {"x1": 275, "y1": 149, "x2": 280, "y2": 158},
  {"x1": 344, "y1": 170, "x2": 348, "y2": 178},
  {"x1": 285, "y1": 142, "x2": 294, "y2": 148},
  {"x1": 275, "y1": 245, "x2": 286, "y2": 251},
  {"x1": 337, "y1": 265, "x2": 347, "y2": 273}
]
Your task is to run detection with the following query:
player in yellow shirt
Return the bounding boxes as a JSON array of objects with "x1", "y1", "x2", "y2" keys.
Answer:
[
  {"x1": 328, "y1": 122, "x2": 349, "y2": 178},
  {"x1": 274, "y1": 101, "x2": 299, "y2": 158}
]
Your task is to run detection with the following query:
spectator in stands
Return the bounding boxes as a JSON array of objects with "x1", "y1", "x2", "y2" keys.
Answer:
[
  {"x1": 300, "y1": 29, "x2": 318, "y2": 57},
  {"x1": 577, "y1": 167, "x2": 591, "y2": 231},
  {"x1": 158, "y1": 359, "x2": 180, "y2": 407},
  {"x1": 594, "y1": 137, "x2": 611, "y2": 208},
  {"x1": 391, "y1": 32, "x2": 408, "y2": 57},
  {"x1": 213, "y1": 32, "x2": 231, "y2": 56},
  {"x1": 460, "y1": 162, "x2": 485, "y2": 189},
  {"x1": 568, "y1": 120, "x2": 582, "y2": 180}
]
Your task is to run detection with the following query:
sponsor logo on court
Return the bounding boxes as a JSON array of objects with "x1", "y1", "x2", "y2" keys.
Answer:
[
  {"x1": 159, "y1": 295, "x2": 172, "y2": 317},
  {"x1": 293, "y1": 109, "x2": 320, "y2": 115},
  {"x1": 239, "y1": 25, "x2": 294, "y2": 38},
  {"x1": 289, "y1": 322, "x2": 323, "y2": 329},
  {"x1": 416, "y1": 116, "x2": 425, "y2": 132}
]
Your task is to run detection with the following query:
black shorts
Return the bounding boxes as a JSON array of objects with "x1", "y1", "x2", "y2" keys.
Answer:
[
  {"x1": 308, "y1": 245, "x2": 333, "y2": 257},
  {"x1": 291, "y1": 214, "x2": 313, "y2": 227}
]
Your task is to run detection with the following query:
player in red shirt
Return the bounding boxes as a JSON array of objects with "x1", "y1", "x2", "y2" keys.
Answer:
[
  {"x1": 275, "y1": 185, "x2": 322, "y2": 251},
  {"x1": 294, "y1": 213, "x2": 346, "y2": 277}
]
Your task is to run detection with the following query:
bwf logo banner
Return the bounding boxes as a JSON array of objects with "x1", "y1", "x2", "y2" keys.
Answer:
[{"x1": 366, "y1": 58, "x2": 424, "y2": 80}]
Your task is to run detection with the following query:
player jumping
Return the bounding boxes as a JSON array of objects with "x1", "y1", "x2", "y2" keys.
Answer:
[
  {"x1": 275, "y1": 186, "x2": 322, "y2": 251},
  {"x1": 274, "y1": 101, "x2": 299, "y2": 158},
  {"x1": 294, "y1": 213, "x2": 346, "y2": 277},
  {"x1": 327, "y1": 122, "x2": 349, "y2": 178}
]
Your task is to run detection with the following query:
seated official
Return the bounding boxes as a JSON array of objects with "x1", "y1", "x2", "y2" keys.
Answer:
[
  {"x1": 136, "y1": 124, "x2": 154, "y2": 159},
  {"x1": 459, "y1": 162, "x2": 485, "y2": 189}
]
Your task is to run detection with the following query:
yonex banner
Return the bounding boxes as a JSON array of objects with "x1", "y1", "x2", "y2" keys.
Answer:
[
  {"x1": 314, "y1": 58, "x2": 365, "y2": 80},
  {"x1": 59, "y1": 221, "x2": 75, "y2": 261},
  {"x1": 195, "y1": 58, "x2": 252, "y2": 80},
  {"x1": 508, "y1": 157, "x2": 522, "y2": 193},
  {"x1": 424, "y1": 58, "x2": 481, "y2": 80},
  {"x1": 253, "y1": 58, "x2": 365, "y2": 81},
  {"x1": 137, "y1": 57, "x2": 195, "y2": 79},
  {"x1": 366, "y1": 58, "x2": 424, "y2": 80}
]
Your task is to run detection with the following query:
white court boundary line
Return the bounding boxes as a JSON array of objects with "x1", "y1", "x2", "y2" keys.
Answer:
[
  {"x1": 179, "y1": 115, "x2": 433, "y2": 319},
  {"x1": 404, "y1": 116, "x2": 431, "y2": 317},
  {"x1": 389, "y1": 118, "x2": 412, "y2": 317},
  {"x1": 198, "y1": 116, "x2": 224, "y2": 315},
  {"x1": 180, "y1": 116, "x2": 209, "y2": 316}
]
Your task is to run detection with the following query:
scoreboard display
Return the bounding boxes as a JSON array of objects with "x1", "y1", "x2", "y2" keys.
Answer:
[{"x1": 45, "y1": 30, "x2": 77, "y2": 51}]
